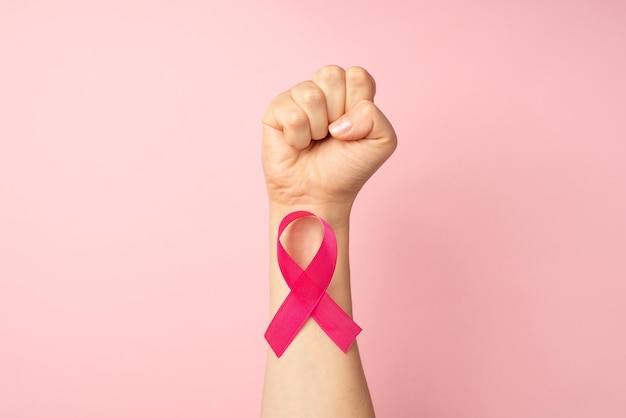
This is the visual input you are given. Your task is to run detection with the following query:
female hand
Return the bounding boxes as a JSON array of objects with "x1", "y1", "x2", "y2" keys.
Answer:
[{"x1": 262, "y1": 65, "x2": 397, "y2": 212}]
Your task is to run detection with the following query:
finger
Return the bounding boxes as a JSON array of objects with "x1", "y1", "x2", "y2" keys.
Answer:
[
  {"x1": 344, "y1": 66, "x2": 376, "y2": 112},
  {"x1": 312, "y1": 65, "x2": 346, "y2": 123},
  {"x1": 263, "y1": 91, "x2": 312, "y2": 150},
  {"x1": 328, "y1": 99, "x2": 397, "y2": 149},
  {"x1": 290, "y1": 81, "x2": 328, "y2": 140}
]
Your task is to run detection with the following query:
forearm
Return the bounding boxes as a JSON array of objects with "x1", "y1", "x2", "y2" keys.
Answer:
[
  {"x1": 260, "y1": 64, "x2": 394, "y2": 417},
  {"x1": 261, "y1": 203, "x2": 375, "y2": 418}
]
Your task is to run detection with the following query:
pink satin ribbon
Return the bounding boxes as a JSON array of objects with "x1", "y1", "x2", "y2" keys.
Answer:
[{"x1": 265, "y1": 211, "x2": 362, "y2": 357}]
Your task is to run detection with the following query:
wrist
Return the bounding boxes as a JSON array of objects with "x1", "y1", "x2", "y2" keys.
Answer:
[
  {"x1": 268, "y1": 200, "x2": 353, "y2": 230},
  {"x1": 267, "y1": 200, "x2": 354, "y2": 319}
]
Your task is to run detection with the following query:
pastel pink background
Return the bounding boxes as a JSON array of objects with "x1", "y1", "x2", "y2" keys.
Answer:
[{"x1": 1, "y1": 1, "x2": 625, "y2": 417}]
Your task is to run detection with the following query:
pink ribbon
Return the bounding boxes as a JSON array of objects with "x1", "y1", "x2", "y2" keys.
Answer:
[{"x1": 265, "y1": 211, "x2": 362, "y2": 357}]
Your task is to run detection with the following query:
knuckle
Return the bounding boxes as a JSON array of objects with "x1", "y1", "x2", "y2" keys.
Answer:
[
  {"x1": 359, "y1": 99, "x2": 377, "y2": 114},
  {"x1": 292, "y1": 81, "x2": 325, "y2": 107},
  {"x1": 315, "y1": 65, "x2": 344, "y2": 83},
  {"x1": 301, "y1": 84, "x2": 325, "y2": 106},
  {"x1": 346, "y1": 66, "x2": 374, "y2": 86},
  {"x1": 285, "y1": 109, "x2": 308, "y2": 128}
]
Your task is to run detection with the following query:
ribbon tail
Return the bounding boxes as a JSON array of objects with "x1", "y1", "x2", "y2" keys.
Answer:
[
  {"x1": 264, "y1": 272, "x2": 326, "y2": 357},
  {"x1": 311, "y1": 294, "x2": 362, "y2": 353}
]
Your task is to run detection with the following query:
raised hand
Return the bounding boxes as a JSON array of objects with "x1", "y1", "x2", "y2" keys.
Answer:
[{"x1": 262, "y1": 65, "x2": 397, "y2": 210}]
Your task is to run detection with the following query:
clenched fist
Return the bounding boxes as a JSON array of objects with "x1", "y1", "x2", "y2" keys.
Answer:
[{"x1": 262, "y1": 65, "x2": 397, "y2": 212}]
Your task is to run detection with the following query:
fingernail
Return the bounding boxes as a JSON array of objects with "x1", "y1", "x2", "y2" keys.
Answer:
[{"x1": 329, "y1": 117, "x2": 352, "y2": 136}]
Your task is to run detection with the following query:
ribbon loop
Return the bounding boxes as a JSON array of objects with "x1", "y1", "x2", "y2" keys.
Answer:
[{"x1": 264, "y1": 211, "x2": 362, "y2": 357}]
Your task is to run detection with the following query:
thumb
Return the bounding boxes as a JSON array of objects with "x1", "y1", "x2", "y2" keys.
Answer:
[{"x1": 328, "y1": 99, "x2": 397, "y2": 146}]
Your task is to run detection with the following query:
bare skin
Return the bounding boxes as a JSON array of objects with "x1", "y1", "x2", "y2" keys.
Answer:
[{"x1": 261, "y1": 65, "x2": 397, "y2": 418}]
